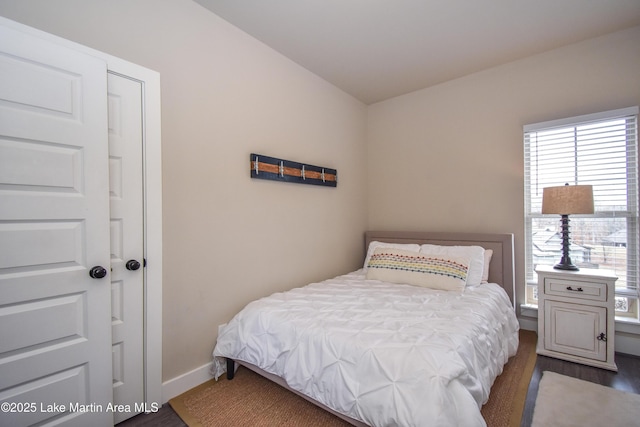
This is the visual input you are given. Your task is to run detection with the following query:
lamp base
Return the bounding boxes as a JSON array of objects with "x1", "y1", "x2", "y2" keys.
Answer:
[
  {"x1": 553, "y1": 262, "x2": 580, "y2": 271},
  {"x1": 554, "y1": 214, "x2": 580, "y2": 271}
]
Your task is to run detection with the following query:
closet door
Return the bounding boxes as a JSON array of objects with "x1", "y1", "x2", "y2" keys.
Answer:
[
  {"x1": 0, "y1": 23, "x2": 113, "y2": 427},
  {"x1": 108, "y1": 72, "x2": 145, "y2": 423}
]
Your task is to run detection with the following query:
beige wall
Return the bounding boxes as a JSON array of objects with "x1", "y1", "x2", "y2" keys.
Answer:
[
  {"x1": 0, "y1": 0, "x2": 368, "y2": 381},
  {"x1": 367, "y1": 25, "x2": 640, "y2": 315}
]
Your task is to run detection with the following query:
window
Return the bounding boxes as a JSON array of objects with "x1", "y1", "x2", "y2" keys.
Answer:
[{"x1": 524, "y1": 107, "x2": 639, "y2": 322}]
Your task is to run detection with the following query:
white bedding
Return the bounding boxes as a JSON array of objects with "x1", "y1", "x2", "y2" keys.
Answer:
[{"x1": 212, "y1": 270, "x2": 520, "y2": 427}]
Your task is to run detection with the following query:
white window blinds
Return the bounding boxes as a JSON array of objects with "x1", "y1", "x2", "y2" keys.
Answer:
[{"x1": 524, "y1": 107, "x2": 639, "y2": 296}]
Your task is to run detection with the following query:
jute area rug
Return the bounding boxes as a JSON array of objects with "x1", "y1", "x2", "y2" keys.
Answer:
[
  {"x1": 532, "y1": 371, "x2": 640, "y2": 427},
  {"x1": 170, "y1": 330, "x2": 537, "y2": 427}
]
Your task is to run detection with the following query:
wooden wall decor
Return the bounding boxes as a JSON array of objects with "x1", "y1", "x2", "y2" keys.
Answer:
[{"x1": 250, "y1": 153, "x2": 337, "y2": 187}]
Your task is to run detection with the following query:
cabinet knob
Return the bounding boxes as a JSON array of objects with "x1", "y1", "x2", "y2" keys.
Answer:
[
  {"x1": 597, "y1": 333, "x2": 607, "y2": 342},
  {"x1": 566, "y1": 286, "x2": 583, "y2": 292}
]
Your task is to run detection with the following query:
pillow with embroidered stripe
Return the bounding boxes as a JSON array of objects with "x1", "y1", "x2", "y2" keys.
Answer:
[{"x1": 366, "y1": 247, "x2": 469, "y2": 292}]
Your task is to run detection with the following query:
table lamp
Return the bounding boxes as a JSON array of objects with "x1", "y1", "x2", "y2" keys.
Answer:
[{"x1": 542, "y1": 184, "x2": 594, "y2": 270}]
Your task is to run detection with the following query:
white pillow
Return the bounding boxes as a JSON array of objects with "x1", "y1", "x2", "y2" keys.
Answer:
[
  {"x1": 481, "y1": 249, "x2": 493, "y2": 283},
  {"x1": 419, "y1": 244, "x2": 485, "y2": 286},
  {"x1": 363, "y1": 241, "x2": 420, "y2": 271},
  {"x1": 366, "y1": 247, "x2": 469, "y2": 292}
]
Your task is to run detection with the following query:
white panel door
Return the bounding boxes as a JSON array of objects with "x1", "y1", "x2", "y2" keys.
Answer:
[
  {"x1": 0, "y1": 24, "x2": 112, "y2": 427},
  {"x1": 108, "y1": 72, "x2": 145, "y2": 423}
]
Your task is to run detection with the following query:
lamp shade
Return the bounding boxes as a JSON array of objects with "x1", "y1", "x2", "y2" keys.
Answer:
[{"x1": 542, "y1": 184, "x2": 594, "y2": 215}]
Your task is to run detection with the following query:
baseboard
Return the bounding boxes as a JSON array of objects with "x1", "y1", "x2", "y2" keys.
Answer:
[
  {"x1": 162, "y1": 361, "x2": 214, "y2": 403},
  {"x1": 518, "y1": 316, "x2": 538, "y2": 332},
  {"x1": 616, "y1": 332, "x2": 640, "y2": 356}
]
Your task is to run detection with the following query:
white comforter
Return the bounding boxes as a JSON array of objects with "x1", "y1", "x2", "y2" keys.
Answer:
[{"x1": 212, "y1": 270, "x2": 519, "y2": 427}]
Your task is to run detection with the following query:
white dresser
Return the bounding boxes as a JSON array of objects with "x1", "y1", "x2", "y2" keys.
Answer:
[{"x1": 536, "y1": 265, "x2": 618, "y2": 371}]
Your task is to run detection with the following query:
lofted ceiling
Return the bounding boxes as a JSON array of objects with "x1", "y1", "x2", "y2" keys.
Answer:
[{"x1": 194, "y1": 0, "x2": 640, "y2": 104}]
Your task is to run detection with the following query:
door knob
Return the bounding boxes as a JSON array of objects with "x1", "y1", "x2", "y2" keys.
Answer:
[
  {"x1": 126, "y1": 259, "x2": 141, "y2": 271},
  {"x1": 89, "y1": 266, "x2": 108, "y2": 279}
]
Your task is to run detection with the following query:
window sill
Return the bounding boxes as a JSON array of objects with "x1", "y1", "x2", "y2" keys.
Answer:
[
  {"x1": 616, "y1": 317, "x2": 640, "y2": 334},
  {"x1": 520, "y1": 303, "x2": 539, "y2": 319}
]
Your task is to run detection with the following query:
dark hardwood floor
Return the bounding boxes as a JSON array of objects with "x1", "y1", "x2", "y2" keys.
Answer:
[
  {"x1": 117, "y1": 405, "x2": 185, "y2": 427},
  {"x1": 117, "y1": 352, "x2": 640, "y2": 427}
]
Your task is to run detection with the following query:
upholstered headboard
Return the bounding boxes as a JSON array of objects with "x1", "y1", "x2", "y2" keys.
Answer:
[{"x1": 364, "y1": 231, "x2": 515, "y2": 308}]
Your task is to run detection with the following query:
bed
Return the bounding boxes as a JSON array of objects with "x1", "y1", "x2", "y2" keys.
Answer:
[{"x1": 211, "y1": 231, "x2": 519, "y2": 427}]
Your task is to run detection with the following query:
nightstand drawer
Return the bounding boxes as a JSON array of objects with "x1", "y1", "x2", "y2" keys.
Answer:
[{"x1": 544, "y1": 278, "x2": 607, "y2": 301}]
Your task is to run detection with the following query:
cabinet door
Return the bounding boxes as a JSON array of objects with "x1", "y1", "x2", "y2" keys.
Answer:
[{"x1": 544, "y1": 300, "x2": 607, "y2": 361}]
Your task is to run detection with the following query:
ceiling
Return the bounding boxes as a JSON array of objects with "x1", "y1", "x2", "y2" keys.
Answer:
[{"x1": 194, "y1": 0, "x2": 640, "y2": 104}]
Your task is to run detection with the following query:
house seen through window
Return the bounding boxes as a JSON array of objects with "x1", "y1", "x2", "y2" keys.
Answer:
[{"x1": 524, "y1": 107, "x2": 639, "y2": 323}]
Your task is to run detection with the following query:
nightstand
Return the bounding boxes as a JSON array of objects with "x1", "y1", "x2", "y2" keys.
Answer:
[{"x1": 536, "y1": 265, "x2": 618, "y2": 371}]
